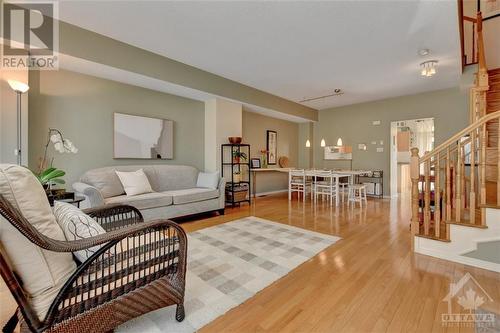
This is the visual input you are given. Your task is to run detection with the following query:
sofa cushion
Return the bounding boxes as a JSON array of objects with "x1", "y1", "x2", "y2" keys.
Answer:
[
  {"x1": 53, "y1": 201, "x2": 106, "y2": 262},
  {"x1": 163, "y1": 188, "x2": 219, "y2": 205},
  {"x1": 115, "y1": 169, "x2": 153, "y2": 196},
  {"x1": 196, "y1": 171, "x2": 220, "y2": 189},
  {"x1": 80, "y1": 168, "x2": 125, "y2": 198},
  {"x1": 105, "y1": 192, "x2": 173, "y2": 210},
  {"x1": 0, "y1": 165, "x2": 76, "y2": 319}
]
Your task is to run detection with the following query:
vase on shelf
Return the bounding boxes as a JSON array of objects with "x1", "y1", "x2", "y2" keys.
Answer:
[{"x1": 261, "y1": 155, "x2": 267, "y2": 168}]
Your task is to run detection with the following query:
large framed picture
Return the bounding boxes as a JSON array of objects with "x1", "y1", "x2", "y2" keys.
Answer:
[
  {"x1": 114, "y1": 112, "x2": 173, "y2": 159},
  {"x1": 480, "y1": 0, "x2": 500, "y2": 19},
  {"x1": 266, "y1": 130, "x2": 277, "y2": 165}
]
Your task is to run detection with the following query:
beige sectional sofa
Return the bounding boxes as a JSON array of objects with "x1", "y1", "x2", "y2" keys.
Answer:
[{"x1": 73, "y1": 165, "x2": 225, "y2": 220}]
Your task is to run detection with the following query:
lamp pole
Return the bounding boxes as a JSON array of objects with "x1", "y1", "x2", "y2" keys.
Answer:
[
  {"x1": 7, "y1": 80, "x2": 29, "y2": 165},
  {"x1": 16, "y1": 91, "x2": 22, "y2": 165}
]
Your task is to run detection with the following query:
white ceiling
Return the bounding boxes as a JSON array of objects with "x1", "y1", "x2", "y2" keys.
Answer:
[{"x1": 56, "y1": 0, "x2": 462, "y2": 110}]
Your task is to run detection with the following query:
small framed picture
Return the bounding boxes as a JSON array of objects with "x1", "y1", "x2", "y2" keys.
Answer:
[{"x1": 250, "y1": 158, "x2": 261, "y2": 169}]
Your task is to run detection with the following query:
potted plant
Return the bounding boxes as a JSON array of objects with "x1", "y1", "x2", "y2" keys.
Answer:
[
  {"x1": 232, "y1": 150, "x2": 247, "y2": 164},
  {"x1": 34, "y1": 128, "x2": 78, "y2": 197}
]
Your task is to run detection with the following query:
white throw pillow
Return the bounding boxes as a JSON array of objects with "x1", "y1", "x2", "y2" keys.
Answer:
[
  {"x1": 196, "y1": 171, "x2": 220, "y2": 189},
  {"x1": 115, "y1": 169, "x2": 153, "y2": 196},
  {"x1": 53, "y1": 201, "x2": 106, "y2": 262}
]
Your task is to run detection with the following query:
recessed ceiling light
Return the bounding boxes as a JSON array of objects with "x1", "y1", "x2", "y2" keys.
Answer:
[{"x1": 419, "y1": 49, "x2": 430, "y2": 56}]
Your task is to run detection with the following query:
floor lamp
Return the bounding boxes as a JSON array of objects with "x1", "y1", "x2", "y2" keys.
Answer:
[{"x1": 7, "y1": 80, "x2": 30, "y2": 165}]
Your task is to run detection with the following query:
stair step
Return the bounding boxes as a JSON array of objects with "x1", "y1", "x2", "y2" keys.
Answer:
[
  {"x1": 487, "y1": 92, "x2": 500, "y2": 100},
  {"x1": 478, "y1": 203, "x2": 500, "y2": 209},
  {"x1": 446, "y1": 220, "x2": 488, "y2": 229},
  {"x1": 488, "y1": 68, "x2": 500, "y2": 75},
  {"x1": 415, "y1": 233, "x2": 451, "y2": 242}
]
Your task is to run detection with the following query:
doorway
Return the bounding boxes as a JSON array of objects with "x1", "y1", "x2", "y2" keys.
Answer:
[{"x1": 390, "y1": 118, "x2": 434, "y2": 197}]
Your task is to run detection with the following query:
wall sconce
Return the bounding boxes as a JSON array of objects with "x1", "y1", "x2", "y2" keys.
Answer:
[
  {"x1": 320, "y1": 139, "x2": 326, "y2": 147},
  {"x1": 305, "y1": 139, "x2": 311, "y2": 148}
]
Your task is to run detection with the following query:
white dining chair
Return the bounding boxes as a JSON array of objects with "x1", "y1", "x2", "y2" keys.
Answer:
[
  {"x1": 312, "y1": 170, "x2": 335, "y2": 204},
  {"x1": 289, "y1": 169, "x2": 310, "y2": 202}
]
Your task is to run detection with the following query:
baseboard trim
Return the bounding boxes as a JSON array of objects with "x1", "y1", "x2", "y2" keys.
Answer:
[{"x1": 254, "y1": 189, "x2": 288, "y2": 197}]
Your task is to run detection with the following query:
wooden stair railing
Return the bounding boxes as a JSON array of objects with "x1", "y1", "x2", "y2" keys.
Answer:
[{"x1": 410, "y1": 111, "x2": 500, "y2": 246}]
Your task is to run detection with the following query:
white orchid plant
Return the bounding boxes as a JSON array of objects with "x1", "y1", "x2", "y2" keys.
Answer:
[{"x1": 35, "y1": 128, "x2": 78, "y2": 189}]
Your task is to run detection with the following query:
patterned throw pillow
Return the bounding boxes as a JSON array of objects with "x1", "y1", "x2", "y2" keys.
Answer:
[{"x1": 53, "y1": 201, "x2": 106, "y2": 262}]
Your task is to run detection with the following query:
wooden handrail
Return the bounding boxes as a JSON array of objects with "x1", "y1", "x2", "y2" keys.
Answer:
[
  {"x1": 463, "y1": 16, "x2": 477, "y2": 23},
  {"x1": 420, "y1": 111, "x2": 500, "y2": 162}
]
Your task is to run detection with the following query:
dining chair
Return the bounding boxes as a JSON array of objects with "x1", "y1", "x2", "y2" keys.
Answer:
[
  {"x1": 312, "y1": 170, "x2": 335, "y2": 204},
  {"x1": 289, "y1": 169, "x2": 309, "y2": 202}
]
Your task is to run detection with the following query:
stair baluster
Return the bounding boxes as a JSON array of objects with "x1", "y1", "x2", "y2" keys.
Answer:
[{"x1": 435, "y1": 156, "x2": 441, "y2": 238}]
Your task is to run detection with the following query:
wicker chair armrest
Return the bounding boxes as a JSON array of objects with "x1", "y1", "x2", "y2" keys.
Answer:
[
  {"x1": 83, "y1": 204, "x2": 144, "y2": 231},
  {"x1": 45, "y1": 221, "x2": 188, "y2": 326},
  {"x1": 30, "y1": 218, "x2": 180, "y2": 253}
]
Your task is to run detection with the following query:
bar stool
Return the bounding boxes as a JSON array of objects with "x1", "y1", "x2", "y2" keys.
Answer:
[{"x1": 348, "y1": 184, "x2": 367, "y2": 206}]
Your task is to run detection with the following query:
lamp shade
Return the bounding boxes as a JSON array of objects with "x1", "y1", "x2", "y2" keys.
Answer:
[
  {"x1": 305, "y1": 139, "x2": 311, "y2": 148},
  {"x1": 320, "y1": 139, "x2": 326, "y2": 147},
  {"x1": 336, "y1": 137, "x2": 343, "y2": 146},
  {"x1": 8, "y1": 80, "x2": 29, "y2": 93}
]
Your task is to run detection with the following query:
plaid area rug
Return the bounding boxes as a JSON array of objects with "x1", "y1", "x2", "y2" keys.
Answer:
[{"x1": 117, "y1": 216, "x2": 340, "y2": 333}]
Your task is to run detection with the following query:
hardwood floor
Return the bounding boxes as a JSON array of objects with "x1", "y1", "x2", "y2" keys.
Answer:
[{"x1": 1, "y1": 193, "x2": 499, "y2": 332}]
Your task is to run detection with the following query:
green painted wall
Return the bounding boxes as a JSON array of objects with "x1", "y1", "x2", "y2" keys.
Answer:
[
  {"x1": 28, "y1": 69, "x2": 205, "y2": 187},
  {"x1": 242, "y1": 111, "x2": 299, "y2": 194},
  {"x1": 312, "y1": 87, "x2": 469, "y2": 196}
]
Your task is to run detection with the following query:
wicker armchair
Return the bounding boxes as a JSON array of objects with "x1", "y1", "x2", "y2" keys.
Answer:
[{"x1": 0, "y1": 195, "x2": 187, "y2": 333}]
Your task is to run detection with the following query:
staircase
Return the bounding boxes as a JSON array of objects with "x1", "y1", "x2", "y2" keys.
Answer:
[{"x1": 410, "y1": 11, "x2": 500, "y2": 272}]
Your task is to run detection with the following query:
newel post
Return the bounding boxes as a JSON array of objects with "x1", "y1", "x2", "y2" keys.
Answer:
[{"x1": 410, "y1": 148, "x2": 420, "y2": 250}]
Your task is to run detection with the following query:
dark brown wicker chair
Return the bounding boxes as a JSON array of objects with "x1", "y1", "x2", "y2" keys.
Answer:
[{"x1": 0, "y1": 195, "x2": 187, "y2": 333}]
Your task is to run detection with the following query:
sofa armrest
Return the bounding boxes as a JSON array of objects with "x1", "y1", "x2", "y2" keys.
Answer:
[
  {"x1": 72, "y1": 182, "x2": 104, "y2": 208},
  {"x1": 218, "y1": 177, "x2": 226, "y2": 209}
]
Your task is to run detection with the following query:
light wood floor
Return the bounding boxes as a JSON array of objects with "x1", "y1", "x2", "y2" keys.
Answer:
[{"x1": 1, "y1": 194, "x2": 499, "y2": 332}]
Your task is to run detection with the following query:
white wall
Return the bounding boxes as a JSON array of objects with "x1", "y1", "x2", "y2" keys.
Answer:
[{"x1": 204, "y1": 98, "x2": 242, "y2": 172}]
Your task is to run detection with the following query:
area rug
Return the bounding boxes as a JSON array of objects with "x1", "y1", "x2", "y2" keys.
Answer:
[{"x1": 117, "y1": 216, "x2": 340, "y2": 333}]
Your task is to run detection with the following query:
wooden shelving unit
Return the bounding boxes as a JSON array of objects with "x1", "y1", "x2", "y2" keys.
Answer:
[
  {"x1": 221, "y1": 144, "x2": 251, "y2": 206},
  {"x1": 357, "y1": 171, "x2": 384, "y2": 198}
]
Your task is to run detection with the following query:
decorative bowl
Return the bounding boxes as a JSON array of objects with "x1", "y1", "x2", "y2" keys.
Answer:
[{"x1": 228, "y1": 137, "x2": 242, "y2": 144}]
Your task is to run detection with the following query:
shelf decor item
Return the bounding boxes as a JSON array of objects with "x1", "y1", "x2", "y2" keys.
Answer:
[
  {"x1": 221, "y1": 143, "x2": 251, "y2": 207},
  {"x1": 266, "y1": 130, "x2": 277, "y2": 165},
  {"x1": 228, "y1": 136, "x2": 242, "y2": 144},
  {"x1": 250, "y1": 158, "x2": 261, "y2": 169},
  {"x1": 232, "y1": 150, "x2": 247, "y2": 164},
  {"x1": 260, "y1": 150, "x2": 268, "y2": 168}
]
